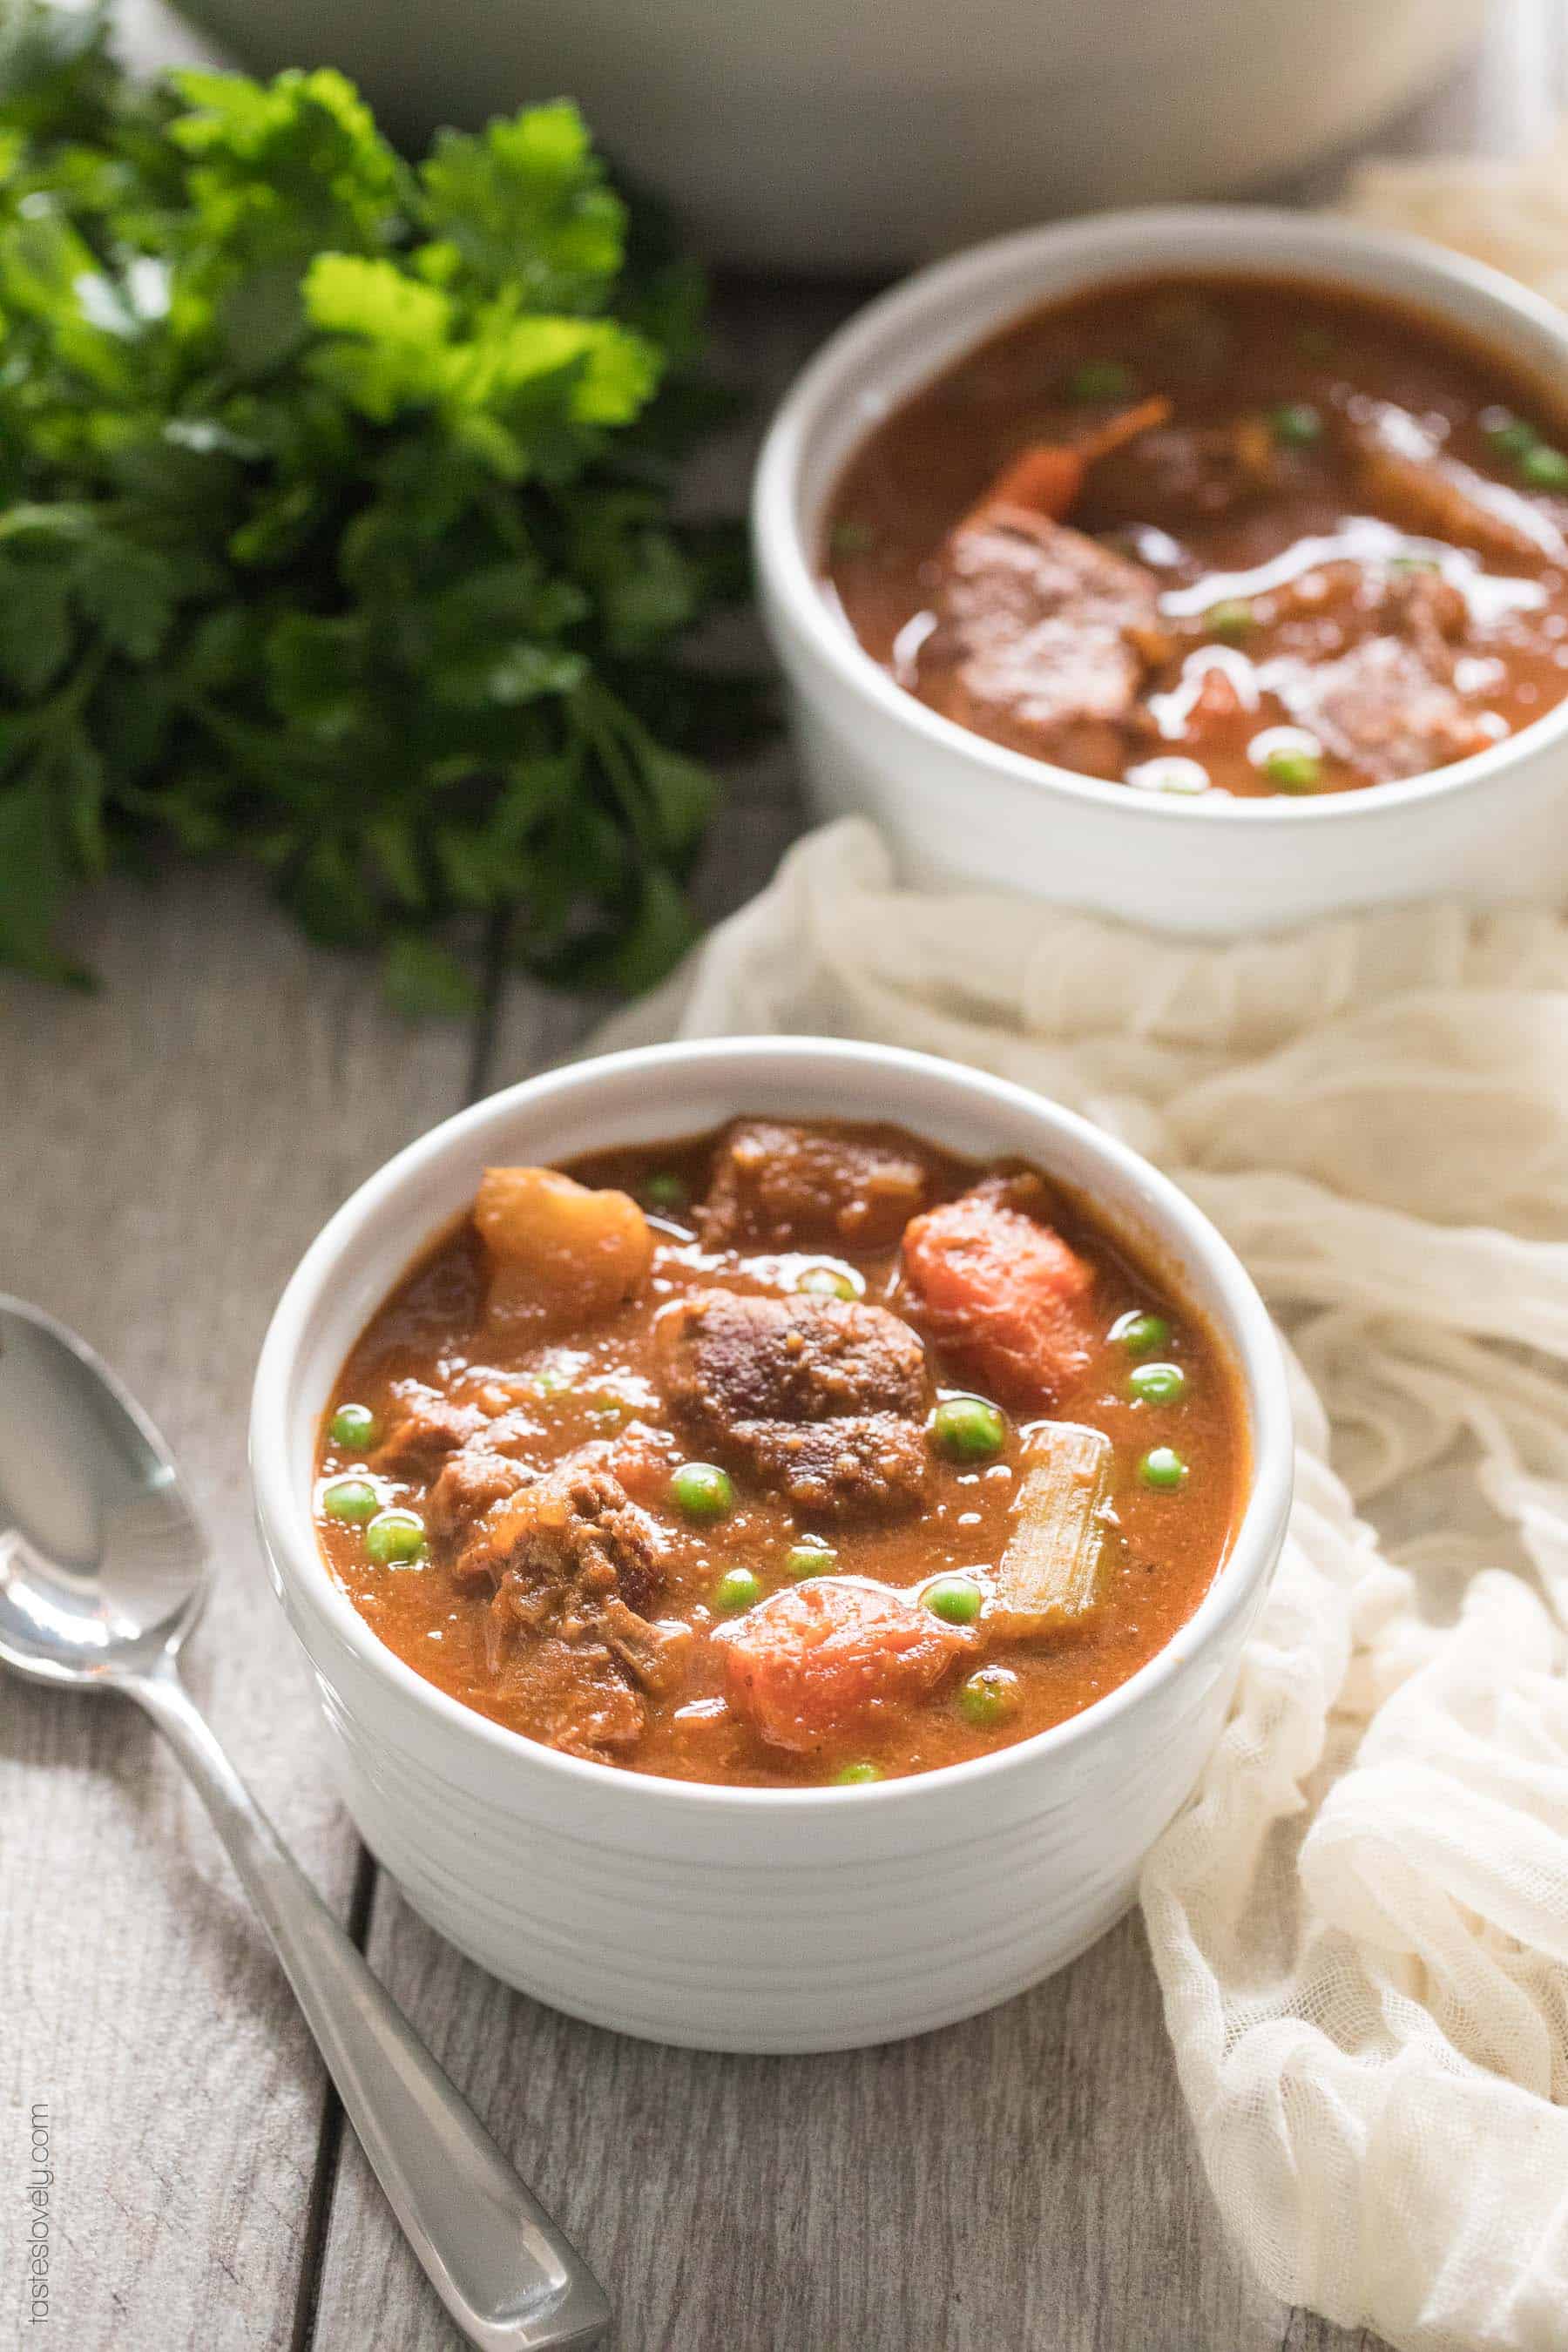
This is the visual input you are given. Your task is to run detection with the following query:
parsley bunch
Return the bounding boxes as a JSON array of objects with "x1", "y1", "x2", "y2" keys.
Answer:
[{"x1": 0, "y1": 3, "x2": 761, "y2": 1008}]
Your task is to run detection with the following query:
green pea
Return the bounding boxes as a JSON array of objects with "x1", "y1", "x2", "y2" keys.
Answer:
[
  {"x1": 923, "y1": 1574, "x2": 983, "y2": 1626},
  {"x1": 956, "y1": 1665, "x2": 1022, "y2": 1728},
  {"x1": 1139, "y1": 1446, "x2": 1189, "y2": 1492},
  {"x1": 1205, "y1": 598, "x2": 1256, "y2": 641},
  {"x1": 328, "y1": 1402, "x2": 378, "y2": 1450},
  {"x1": 365, "y1": 1509, "x2": 428, "y2": 1564},
  {"x1": 670, "y1": 1462, "x2": 734, "y2": 1521},
  {"x1": 641, "y1": 1171, "x2": 688, "y2": 1213},
  {"x1": 1112, "y1": 1310, "x2": 1170, "y2": 1356},
  {"x1": 530, "y1": 1366, "x2": 574, "y2": 1398},
  {"x1": 1520, "y1": 444, "x2": 1568, "y2": 490},
  {"x1": 322, "y1": 1477, "x2": 379, "y2": 1524},
  {"x1": 834, "y1": 1761, "x2": 882, "y2": 1786},
  {"x1": 1270, "y1": 402, "x2": 1321, "y2": 447},
  {"x1": 929, "y1": 1395, "x2": 1008, "y2": 1463},
  {"x1": 1262, "y1": 746, "x2": 1322, "y2": 794},
  {"x1": 1068, "y1": 358, "x2": 1134, "y2": 403},
  {"x1": 1487, "y1": 416, "x2": 1540, "y2": 460},
  {"x1": 1128, "y1": 1361, "x2": 1187, "y2": 1406},
  {"x1": 795, "y1": 1264, "x2": 858, "y2": 1301},
  {"x1": 785, "y1": 1540, "x2": 837, "y2": 1578},
  {"x1": 712, "y1": 1566, "x2": 763, "y2": 1614},
  {"x1": 1389, "y1": 554, "x2": 1441, "y2": 573},
  {"x1": 830, "y1": 518, "x2": 876, "y2": 558}
]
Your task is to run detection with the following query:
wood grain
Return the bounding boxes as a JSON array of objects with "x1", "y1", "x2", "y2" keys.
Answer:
[
  {"x1": 0, "y1": 869, "x2": 473, "y2": 2349},
  {"x1": 313, "y1": 1907, "x2": 1289, "y2": 2352},
  {"x1": 7, "y1": 3, "x2": 1560, "y2": 2346}
]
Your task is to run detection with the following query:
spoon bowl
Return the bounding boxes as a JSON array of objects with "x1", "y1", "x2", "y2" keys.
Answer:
[{"x1": 0, "y1": 1299, "x2": 207, "y2": 1686}]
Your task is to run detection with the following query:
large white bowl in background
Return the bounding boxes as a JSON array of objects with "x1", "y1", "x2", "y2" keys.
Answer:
[
  {"x1": 252, "y1": 1037, "x2": 1293, "y2": 2053},
  {"x1": 173, "y1": 0, "x2": 1486, "y2": 271},
  {"x1": 754, "y1": 206, "x2": 1568, "y2": 936}
]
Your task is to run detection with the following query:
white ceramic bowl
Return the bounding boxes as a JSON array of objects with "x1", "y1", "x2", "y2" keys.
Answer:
[
  {"x1": 174, "y1": 0, "x2": 1486, "y2": 272},
  {"x1": 252, "y1": 1037, "x2": 1292, "y2": 2052},
  {"x1": 755, "y1": 206, "x2": 1568, "y2": 936}
]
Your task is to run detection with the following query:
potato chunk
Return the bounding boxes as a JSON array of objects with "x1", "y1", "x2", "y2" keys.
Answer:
[
  {"x1": 475, "y1": 1166, "x2": 652, "y2": 1329},
  {"x1": 990, "y1": 1422, "x2": 1114, "y2": 1639}
]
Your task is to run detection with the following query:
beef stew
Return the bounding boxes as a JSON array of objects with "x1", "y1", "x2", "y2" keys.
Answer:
[
  {"x1": 824, "y1": 275, "x2": 1568, "y2": 798},
  {"x1": 316, "y1": 1119, "x2": 1247, "y2": 1786}
]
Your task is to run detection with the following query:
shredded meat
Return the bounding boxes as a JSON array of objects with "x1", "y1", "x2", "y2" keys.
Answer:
[
  {"x1": 370, "y1": 1386, "x2": 490, "y2": 1477},
  {"x1": 427, "y1": 1450, "x2": 531, "y2": 1547},
  {"x1": 458, "y1": 1460, "x2": 666, "y2": 1611},
  {"x1": 918, "y1": 511, "x2": 1166, "y2": 774},
  {"x1": 484, "y1": 1632, "x2": 647, "y2": 1754},
  {"x1": 458, "y1": 1456, "x2": 686, "y2": 1756},
  {"x1": 660, "y1": 1289, "x2": 931, "y2": 1518},
  {"x1": 696, "y1": 1119, "x2": 929, "y2": 1252}
]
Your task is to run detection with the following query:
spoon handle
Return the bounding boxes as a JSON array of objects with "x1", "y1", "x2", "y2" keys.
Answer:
[{"x1": 131, "y1": 1659, "x2": 612, "y2": 2352}]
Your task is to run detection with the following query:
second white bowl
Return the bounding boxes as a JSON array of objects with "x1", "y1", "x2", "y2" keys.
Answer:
[{"x1": 755, "y1": 207, "x2": 1568, "y2": 936}]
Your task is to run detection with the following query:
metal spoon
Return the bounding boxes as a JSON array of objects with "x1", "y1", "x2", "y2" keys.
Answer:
[{"x1": 0, "y1": 1295, "x2": 612, "y2": 2352}]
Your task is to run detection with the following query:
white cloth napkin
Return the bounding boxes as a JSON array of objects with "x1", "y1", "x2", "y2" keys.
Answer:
[{"x1": 590, "y1": 818, "x2": 1568, "y2": 2349}]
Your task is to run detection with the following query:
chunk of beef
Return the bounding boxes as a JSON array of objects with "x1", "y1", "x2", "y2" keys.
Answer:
[
  {"x1": 900, "y1": 1185, "x2": 1096, "y2": 1409},
  {"x1": 1346, "y1": 404, "x2": 1566, "y2": 564},
  {"x1": 483, "y1": 1627, "x2": 646, "y2": 1757},
  {"x1": 917, "y1": 511, "x2": 1167, "y2": 774},
  {"x1": 1275, "y1": 636, "x2": 1492, "y2": 782},
  {"x1": 695, "y1": 1119, "x2": 929, "y2": 1253},
  {"x1": 718, "y1": 1578, "x2": 970, "y2": 1754},
  {"x1": 457, "y1": 1458, "x2": 666, "y2": 1613},
  {"x1": 1379, "y1": 564, "x2": 1469, "y2": 662},
  {"x1": 664, "y1": 1289, "x2": 926, "y2": 1426},
  {"x1": 466, "y1": 1455, "x2": 688, "y2": 1760},
  {"x1": 734, "y1": 1414, "x2": 929, "y2": 1520},
  {"x1": 659, "y1": 1289, "x2": 931, "y2": 1518},
  {"x1": 1082, "y1": 417, "x2": 1279, "y2": 529},
  {"x1": 594, "y1": 1594, "x2": 693, "y2": 1696},
  {"x1": 427, "y1": 1449, "x2": 531, "y2": 1548},
  {"x1": 370, "y1": 1385, "x2": 490, "y2": 1477}
]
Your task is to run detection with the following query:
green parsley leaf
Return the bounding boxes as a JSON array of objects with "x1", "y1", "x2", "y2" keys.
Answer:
[{"x1": 0, "y1": 4, "x2": 762, "y2": 1005}]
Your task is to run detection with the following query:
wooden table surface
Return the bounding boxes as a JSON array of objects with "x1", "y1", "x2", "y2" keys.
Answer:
[{"x1": 4, "y1": 8, "x2": 1565, "y2": 2346}]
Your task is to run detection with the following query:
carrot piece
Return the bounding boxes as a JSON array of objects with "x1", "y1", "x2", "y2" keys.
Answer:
[
  {"x1": 962, "y1": 397, "x2": 1173, "y2": 528},
  {"x1": 971, "y1": 443, "x2": 1087, "y2": 525},
  {"x1": 1078, "y1": 395, "x2": 1172, "y2": 468},
  {"x1": 901, "y1": 1188, "x2": 1096, "y2": 1409},
  {"x1": 718, "y1": 1579, "x2": 968, "y2": 1754}
]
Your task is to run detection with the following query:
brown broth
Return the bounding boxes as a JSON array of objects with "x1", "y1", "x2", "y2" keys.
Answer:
[
  {"x1": 316, "y1": 1123, "x2": 1247, "y2": 1785},
  {"x1": 824, "y1": 274, "x2": 1568, "y2": 797}
]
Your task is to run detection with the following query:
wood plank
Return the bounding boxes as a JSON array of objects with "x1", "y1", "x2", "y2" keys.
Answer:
[
  {"x1": 32, "y1": 4, "x2": 1556, "y2": 2345},
  {"x1": 313, "y1": 1907, "x2": 1291, "y2": 2352},
  {"x1": 0, "y1": 868, "x2": 476, "y2": 2349}
]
